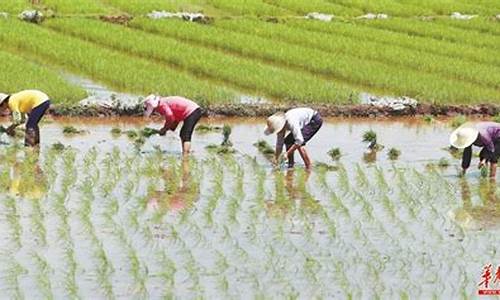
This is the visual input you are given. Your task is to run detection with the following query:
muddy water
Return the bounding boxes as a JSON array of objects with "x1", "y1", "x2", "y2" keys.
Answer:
[
  {"x1": 0, "y1": 117, "x2": 498, "y2": 299},
  {"x1": 0, "y1": 116, "x2": 470, "y2": 169}
]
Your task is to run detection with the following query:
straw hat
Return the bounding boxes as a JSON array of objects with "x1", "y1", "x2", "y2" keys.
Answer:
[
  {"x1": 449, "y1": 123, "x2": 479, "y2": 149},
  {"x1": 0, "y1": 93, "x2": 9, "y2": 105},
  {"x1": 264, "y1": 112, "x2": 286, "y2": 135},
  {"x1": 143, "y1": 94, "x2": 160, "y2": 117}
]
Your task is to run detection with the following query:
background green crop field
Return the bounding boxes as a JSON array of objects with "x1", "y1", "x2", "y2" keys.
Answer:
[{"x1": 0, "y1": 0, "x2": 499, "y2": 106}]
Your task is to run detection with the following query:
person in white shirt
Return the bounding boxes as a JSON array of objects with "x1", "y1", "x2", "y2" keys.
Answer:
[{"x1": 264, "y1": 107, "x2": 323, "y2": 169}]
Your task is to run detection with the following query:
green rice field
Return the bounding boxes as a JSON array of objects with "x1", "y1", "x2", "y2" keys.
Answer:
[
  {"x1": 0, "y1": 1, "x2": 499, "y2": 105},
  {"x1": 0, "y1": 117, "x2": 499, "y2": 298}
]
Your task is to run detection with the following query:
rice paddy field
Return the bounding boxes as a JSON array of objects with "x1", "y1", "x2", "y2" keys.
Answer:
[
  {"x1": 1, "y1": 1, "x2": 500, "y2": 299},
  {"x1": 0, "y1": 0, "x2": 500, "y2": 105},
  {"x1": 0, "y1": 116, "x2": 499, "y2": 298}
]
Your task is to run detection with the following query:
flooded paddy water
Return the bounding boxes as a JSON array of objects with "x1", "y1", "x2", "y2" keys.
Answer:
[{"x1": 0, "y1": 116, "x2": 499, "y2": 299}]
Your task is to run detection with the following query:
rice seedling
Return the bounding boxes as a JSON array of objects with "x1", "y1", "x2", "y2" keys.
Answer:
[
  {"x1": 221, "y1": 124, "x2": 232, "y2": 147},
  {"x1": 492, "y1": 114, "x2": 500, "y2": 123},
  {"x1": 362, "y1": 130, "x2": 384, "y2": 151},
  {"x1": 423, "y1": 115, "x2": 435, "y2": 123},
  {"x1": 450, "y1": 115, "x2": 467, "y2": 128},
  {"x1": 206, "y1": 124, "x2": 235, "y2": 154},
  {"x1": 438, "y1": 158, "x2": 450, "y2": 168},
  {"x1": 388, "y1": 148, "x2": 401, "y2": 160},
  {"x1": 51, "y1": 142, "x2": 65, "y2": 151},
  {"x1": 140, "y1": 127, "x2": 160, "y2": 138},
  {"x1": 443, "y1": 145, "x2": 462, "y2": 160},
  {"x1": 110, "y1": 127, "x2": 122, "y2": 137},
  {"x1": 125, "y1": 130, "x2": 138, "y2": 139},
  {"x1": 253, "y1": 139, "x2": 274, "y2": 160},
  {"x1": 62, "y1": 125, "x2": 86, "y2": 135},
  {"x1": 328, "y1": 147, "x2": 341, "y2": 161},
  {"x1": 195, "y1": 124, "x2": 222, "y2": 134},
  {"x1": 480, "y1": 165, "x2": 489, "y2": 178}
]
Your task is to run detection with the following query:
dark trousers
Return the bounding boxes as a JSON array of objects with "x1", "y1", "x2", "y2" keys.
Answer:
[
  {"x1": 180, "y1": 108, "x2": 202, "y2": 142},
  {"x1": 26, "y1": 100, "x2": 51, "y2": 131},
  {"x1": 284, "y1": 113, "x2": 323, "y2": 165},
  {"x1": 480, "y1": 139, "x2": 500, "y2": 164}
]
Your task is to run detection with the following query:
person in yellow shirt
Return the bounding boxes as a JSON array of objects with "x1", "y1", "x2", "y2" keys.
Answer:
[{"x1": 0, "y1": 90, "x2": 51, "y2": 147}]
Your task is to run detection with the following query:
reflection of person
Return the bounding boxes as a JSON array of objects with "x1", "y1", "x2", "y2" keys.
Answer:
[
  {"x1": 450, "y1": 122, "x2": 500, "y2": 179},
  {"x1": 0, "y1": 90, "x2": 51, "y2": 147},
  {"x1": 9, "y1": 155, "x2": 48, "y2": 200},
  {"x1": 143, "y1": 95, "x2": 202, "y2": 156},
  {"x1": 451, "y1": 178, "x2": 500, "y2": 230},
  {"x1": 264, "y1": 108, "x2": 323, "y2": 169},
  {"x1": 147, "y1": 158, "x2": 198, "y2": 213}
]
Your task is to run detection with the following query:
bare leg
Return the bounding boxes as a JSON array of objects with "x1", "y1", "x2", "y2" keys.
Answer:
[
  {"x1": 25, "y1": 128, "x2": 37, "y2": 147},
  {"x1": 298, "y1": 146, "x2": 312, "y2": 170},
  {"x1": 182, "y1": 141, "x2": 191, "y2": 156},
  {"x1": 490, "y1": 163, "x2": 497, "y2": 179},
  {"x1": 34, "y1": 125, "x2": 40, "y2": 146}
]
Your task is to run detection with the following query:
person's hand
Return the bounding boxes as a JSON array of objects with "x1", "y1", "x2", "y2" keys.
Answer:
[
  {"x1": 460, "y1": 168, "x2": 467, "y2": 177},
  {"x1": 6, "y1": 127, "x2": 16, "y2": 137},
  {"x1": 478, "y1": 159, "x2": 486, "y2": 169},
  {"x1": 158, "y1": 126, "x2": 168, "y2": 136}
]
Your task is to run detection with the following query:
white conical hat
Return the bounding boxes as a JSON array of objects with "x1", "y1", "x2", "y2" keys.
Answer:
[
  {"x1": 0, "y1": 93, "x2": 9, "y2": 104},
  {"x1": 449, "y1": 123, "x2": 479, "y2": 149},
  {"x1": 143, "y1": 94, "x2": 160, "y2": 117},
  {"x1": 264, "y1": 112, "x2": 286, "y2": 135}
]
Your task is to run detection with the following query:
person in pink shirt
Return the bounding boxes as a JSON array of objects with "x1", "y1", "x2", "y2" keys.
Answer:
[{"x1": 144, "y1": 95, "x2": 202, "y2": 155}]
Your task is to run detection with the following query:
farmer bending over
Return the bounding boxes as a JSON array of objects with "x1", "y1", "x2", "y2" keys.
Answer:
[
  {"x1": 450, "y1": 122, "x2": 500, "y2": 179},
  {"x1": 264, "y1": 107, "x2": 323, "y2": 169},
  {"x1": 144, "y1": 95, "x2": 202, "y2": 155},
  {"x1": 0, "y1": 90, "x2": 51, "y2": 147}
]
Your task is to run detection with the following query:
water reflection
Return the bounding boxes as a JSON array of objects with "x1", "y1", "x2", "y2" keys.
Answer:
[
  {"x1": 147, "y1": 158, "x2": 200, "y2": 214},
  {"x1": 266, "y1": 169, "x2": 321, "y2": 217},
  {"x1": 1, "y1": 149, "x2": 48, "y2": 200},
  {"x1": 451, "y1": 178, "x2": 500, "y2": 230}
]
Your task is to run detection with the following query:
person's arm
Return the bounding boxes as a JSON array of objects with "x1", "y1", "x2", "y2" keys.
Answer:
[
  {"x1": 159, "y1": 105, "x2": 175, "y2": 135},
  {"x1": 6, "y1": 112, "x2": 24, "y2": 136},
  {"x1": 284, "y1": 121, "x2": 304, "y2": 157},
  {"x1": 275, "y1": 130, "x2": 285, "y2": 162},
  {"x1": 462, "y1": 145, "x2": 472, "y2": 173}
]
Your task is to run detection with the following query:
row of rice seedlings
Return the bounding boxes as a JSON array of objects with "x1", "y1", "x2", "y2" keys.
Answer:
[
  {"x1": 0, "y1": 0, "x2": 26, "y2": 13},
  {"x1": 288, "y1": 19, "x2": 500, "y2": 68},
  {"x1": 0, "y1": 19, "x2": 235, "y2": 105},
  {"x1": 132, "y1": 19, "x2": 499, "y2": 103},
  {"x1": 106, "y1": 0, "x2": 212, "y2": 14},
  {"x1": 75, "y1": 150, "x2": 115, "y2": 297},
  {"x1": 0, "y1": 50, "x2": 86, "y2": 104},
  {"x1": 435, "y1": 17, "x2": 500, "y2": 36},
  {"x1": 365, "y1": 18, "x2": 500, "y2": 51},
  {"x1": 266, "y1": 0, "x2": 361, "y2": 15},
  {"x1": 33, "y1": 0, "x2": 110, "y2": 14},
  {"x1": 335, "y1": 0, "x2": 497, "y2": 16},
  {"x1": 202, "y1": 157, "x2": 225, "y2": 226},
  {"x1": 48, "y1": 18, "x2": 356, "y2": 104},
  {"x1": 30, "y1": 252, "x2": 54, "y2": 299},
  {"x1": 0, "y1": 258, "x2": 26, "y2": 299},
  {"x1": 57, "y1": 150, "x2": 80, "y2": 298},
  {"x1": 224, "y1": 156, "x2": 244, "y2": 224},
  {"x1": 215, "y1": 18, "x2": 500, "y2": 90},
  {"x1": 1, "y1": 195, "x2": 22, "y2": 250},
  {"x1": 206, "y1": 0, "x2": 288, "y2": 16},
  {"x1": 99, "y1": 148, "x2": 124, "y2": 198}
]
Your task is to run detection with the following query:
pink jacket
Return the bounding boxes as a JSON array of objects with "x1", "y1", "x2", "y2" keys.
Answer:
[{"x1": 155, "y1": 96, "x2": 199, "y2": 123}]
